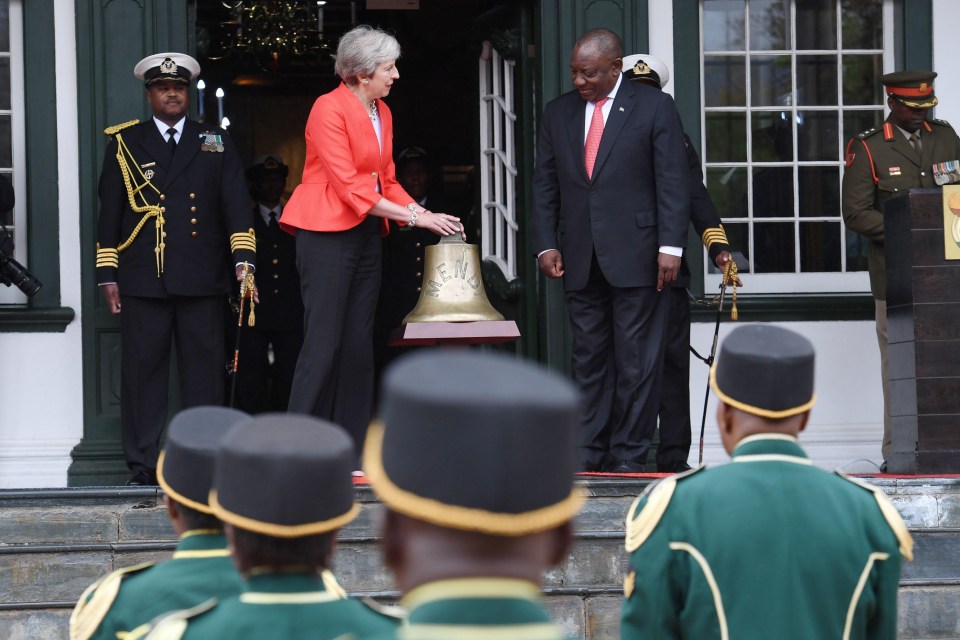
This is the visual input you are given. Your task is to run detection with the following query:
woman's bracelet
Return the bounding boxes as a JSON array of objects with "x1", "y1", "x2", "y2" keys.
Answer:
[{"x1": 406, "y1": 203, "x2": 421, "y2": 227}]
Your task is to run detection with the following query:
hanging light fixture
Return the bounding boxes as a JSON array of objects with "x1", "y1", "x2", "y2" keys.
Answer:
[{"x1": 218, "y1": 0, "x2": 331, "y2": 62}]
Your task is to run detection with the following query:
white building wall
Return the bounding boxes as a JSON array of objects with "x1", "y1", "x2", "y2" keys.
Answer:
[{"x1": 0, "y1": 3, "x2": 83, "y2": 488}]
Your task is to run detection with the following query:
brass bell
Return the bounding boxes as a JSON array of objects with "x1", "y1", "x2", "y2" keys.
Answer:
[{"x1": 403, "y1": 234, "x2": 504, "y2": 323}]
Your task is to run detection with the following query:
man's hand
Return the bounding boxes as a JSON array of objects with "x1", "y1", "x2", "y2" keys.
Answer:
[
  {"x1": 101, "y1": 283, "x2": 121, "y2": 314},
  {"x1": 236, "y1": 264, "x2": 259, "y2": 304},
  {"x1": 538, "y1": 250, "x2": 565, "y2": 279},
  {"x1": 657, "y1": 253, "x2": 681, "y2": 291},
  {"x1": 715, "y1": 251, "x2": 743, "y2": 287}
]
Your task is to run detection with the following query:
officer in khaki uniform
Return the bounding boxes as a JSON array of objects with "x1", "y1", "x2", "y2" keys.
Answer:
[
  {"x1": 621, "y1": 325, "x2": 912, "y2": 639},
  {"x1": 365, "y1": 350, "x2": 583, "y2": 640},
  {"x1": 69, "y1": 407, "x2": 249, "y2": 640},
  {"x1": 842, "y1": 70, "x2": 960, "y2": 466},
  {"x1": 96, "y1": 52, "x2": 257, "y2": 486},
  {"x1": 144, "y1": 414, "x2": 400, "y2": 639}
]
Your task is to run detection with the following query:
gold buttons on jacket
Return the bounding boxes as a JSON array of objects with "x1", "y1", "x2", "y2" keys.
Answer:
[
  {"x1": 159, "y1": 194, "x2": 166, "y2": 201},
  {"x1": 191, "y1": 219, "x2": 197, "y2": 224},
  {"x1": 272, "y1": 258, "x2": 279, "y2": 264},
  {"x1": 191, "y1": 231, "x2": 198, "y2": 237},
  {"x1": 189, "y1": 193, "x2": 196, "y2": 200},
  {"x1": 190, "y1": 206, "x2": 197, "y2": 212}
]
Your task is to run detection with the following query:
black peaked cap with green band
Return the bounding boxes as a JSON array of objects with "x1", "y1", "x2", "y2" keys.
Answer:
[
  {"x1": 211, "y1": 414, "x2": 359, "y2": 537},
  {"x1": 366, "y1": 350, "x2": 584, "y2": 536},
  {"x1": 157, "y1": 406, "x2": 250, "y2": 514},
  {"x1": 710, "y1": 324, "x2": 816, "y2": 419}
]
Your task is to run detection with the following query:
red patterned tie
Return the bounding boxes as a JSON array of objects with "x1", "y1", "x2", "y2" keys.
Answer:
[{"x1": 584, "y1": 97, "x2": 609, "y2": 179}]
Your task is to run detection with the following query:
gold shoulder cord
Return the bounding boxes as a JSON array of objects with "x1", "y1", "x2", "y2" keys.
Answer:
[
  {"x1": 112, "y1": 128, "x2": 165, "y2": 276},
  {"x1": 723, "y1": 260, "x2": 739, "y2": 320}
]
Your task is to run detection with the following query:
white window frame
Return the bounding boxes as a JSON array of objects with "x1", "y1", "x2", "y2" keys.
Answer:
[
  {"x1": 0, "y1": 0, "x2": 27, "y2": 305},
  {"x1": 478, "y1": 40, "x2": 519, "y2": 282},
  {"x1": 701, "y1": 0, "x2": 894, "y2": 294}
]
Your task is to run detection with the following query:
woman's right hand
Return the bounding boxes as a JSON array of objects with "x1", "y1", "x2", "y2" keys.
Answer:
[{"x1": 420, "y1": 210, "x2": 465, "y2": 239}]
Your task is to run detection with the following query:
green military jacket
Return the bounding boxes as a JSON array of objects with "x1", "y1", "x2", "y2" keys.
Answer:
[
  {"x1": 841, "y1": 116, "x2": 960, "y2": 299},
  {"x1": 397, "y1": 578, "x2": 569, "y2": 640},
  {"x1": 69, "y1": 530, "x2": 243, "y2": 640},
  {"x1": 143, "y1": 570, "x2": 400, "y2": 639},
  {"x1": 621, "y1": 434, "x2": 913, "y2": 639}
]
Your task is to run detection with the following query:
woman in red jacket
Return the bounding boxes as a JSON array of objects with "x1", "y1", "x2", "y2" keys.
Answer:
[{"x1": 281, "y1": 25, "x2": 460, "y2": 467}]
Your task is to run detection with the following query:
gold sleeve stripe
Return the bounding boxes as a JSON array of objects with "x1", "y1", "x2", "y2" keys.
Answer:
[
  {"x1": 96, "y1": 247, "x2": 120, "y2": 269},
  {"x1": 230, "y1": 230, "x2": 257, "y2": 253},
  {"x1": 835, "y1": 472, "x2": 914, "y2": 561},
  {"x1": 701, "y1": 225, "x2": 729, "y2": 249}
]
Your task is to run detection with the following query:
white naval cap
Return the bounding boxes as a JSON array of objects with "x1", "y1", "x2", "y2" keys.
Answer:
[
  {"x1": 622, "y1": 53, "x2": 670, "y2": 89},
  {"x1": 133, "y1": 52, "x2": 201, "y2": 86}
]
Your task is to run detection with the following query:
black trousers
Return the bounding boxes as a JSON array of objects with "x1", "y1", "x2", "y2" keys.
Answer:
[
  {"x1": 287, "y1": 216, "x2": 381, "y2": 462},
  {"x1": 120, "y1": 294, "x2": 225, "y2": 473},
  {"x1": 564, "y1": 256, "x2": 670, "y2": 467},
  {"x1": 234, "y1": 327, "x2": 303, "y2": 413},
  {"x1": 656, "y1": 287, "x2": 693, "y2": 470}
]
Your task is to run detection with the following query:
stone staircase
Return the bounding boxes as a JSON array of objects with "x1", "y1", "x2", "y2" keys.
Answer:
[{"x1": 2, "y1": 478, "x2": 959, "y2": 639}]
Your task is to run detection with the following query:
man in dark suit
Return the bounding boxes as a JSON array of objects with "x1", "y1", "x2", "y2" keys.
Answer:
[
  {"x1": 233, "y1": 155, "x2": 303, "y2": 413},
  {"x1": 96, "y1": 52, "x2": 256, "y2": 486},
  {"x1": 622, "y1": 53, "x2": 741, "y2": 473},
  {"x1": 532, "y1": 29, "x2": 691, "y2": 472}
]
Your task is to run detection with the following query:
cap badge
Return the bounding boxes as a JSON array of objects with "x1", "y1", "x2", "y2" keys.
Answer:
[
  {"x1": 920, "y1": 82, "x2": 928, "y2": 93},
  {"x1": 264, "y1": 157, "x2": 279, "y2": 170},
  {"x1": 632, "y1": 61, "x2": 651, "y2": 76},
  {"x1": 159, "y1": 58, "x2": 178, "y2": 75}
]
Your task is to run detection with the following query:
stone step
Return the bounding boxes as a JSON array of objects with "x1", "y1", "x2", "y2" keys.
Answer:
[{"x1": 2, "y1": 478, "x2": 959, "y2": 639}]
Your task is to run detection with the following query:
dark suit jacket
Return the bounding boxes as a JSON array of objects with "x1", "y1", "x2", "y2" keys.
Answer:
[
  {"x1": 96, "y1": 119, "x2": 254, "y2": 297},
  {"x1": 675, "y1": 133, "x2": 729, "y2": 289},
  {"x1": 250, "y1": 205, "x2": 303, "y2": 332},
  {"x1": 532, "y1": 80, "x2": 690, "y2": 291}
]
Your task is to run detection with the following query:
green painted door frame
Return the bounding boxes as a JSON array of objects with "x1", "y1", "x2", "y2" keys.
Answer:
[{"x1": 70, "y1": 0, "x2": 193, "y2": 485}]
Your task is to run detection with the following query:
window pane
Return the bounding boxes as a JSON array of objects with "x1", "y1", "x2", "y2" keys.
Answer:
[
  {"x1": 752, "y1": 110, "x2": 793, "y2": 162},
  {"x1": 706, "y1": 167, "x2": 749, "y2": 217},
  {"x1": 704, "y1": 0, "x2": 746, "y2": 51},
  {"x1": 0, "y1": 4, "x2": 8, "y2": 53},
  {"x1": 800, "y1": 221, "x2": 841, "y2": 271},
  {"x1": 796, "y1": 0, "x2": 837, "y2": 50},
  {"x1": 798, "y1": 166, "x2": 840, "y2": 216},
  {"x1": 798, "y1": 110, "x2": 839, "y2": 160},
  {"x1": 0, "y1": 115, "x2": 12, "y2": 168},
  {"x1": 841, "y1": 0, "x2": 882, "y2": 49},
  {"x1": 753, "y1": 167, "x2": 794, "y2": 217},
  {"x1": 797, "y1": 55, "x2": 837, "y2": 104},
  {"x1": 843, "y1": 109, "x2": 883, "y2": 144},
  {"x1": 842, "y1": 54, "x2": 882, "y2": 105},
  {"x1": 754, "y1": 222, "x2": 796, "y2": 272},
  {"x1": 0, "y1": 58, "x2": 10, "y2": 111},
  {"x1": 706, "y1": 112, "x2": 748, "y2": 162},
  {"x1": 719, "y1": 222, "x2": 751, "y2": 273},
  {"x1": 750, "y1": 54, "x2": 791, "y2": 106},
  {"x1": 0, "y1": 173, "x2": 11, "y2": 225},
  {"x1": 845, "y1": 226, "x2": 869, "y2": 271},
  {"x1": 749, "y1": 0, "x2": 790, "y2": 50},
  {"x1": 705, "y1": 56, "x2": 746, "y2": 106}
]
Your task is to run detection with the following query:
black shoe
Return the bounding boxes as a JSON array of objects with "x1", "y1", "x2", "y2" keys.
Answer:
[
  {"x1": 126, "y1": 470, "x2": 157, "y2": 486},
  {"x1": 578, "y1": 460, "x2": 603, "y2": 473},
  {"x1": 657, "y1": 462, "x2": 692, "y2": 474},
  {"x1": 880, "y1": 461, "x2": 888, "y2": 474},
  {"x1": 608, "y1": 460, "x2": 646, "y2": 474}
]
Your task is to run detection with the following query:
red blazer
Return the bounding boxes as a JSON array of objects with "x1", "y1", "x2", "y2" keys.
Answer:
[{"x1": 280, "y1": 82, "x2": 413, "y2": 235}]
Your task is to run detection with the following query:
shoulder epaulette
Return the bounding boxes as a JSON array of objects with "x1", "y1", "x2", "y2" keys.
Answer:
[
  {"x1": 835, "y1": 471, "x2": 914, "y2": 561},
  {"x1": 104, "y1": 120, "x2": 140, "y2": 136},
  {"x1": 138, "y1": 597, "x2": 218, "y2": 640},
  {"x1": 857, "y1": 127, "x2": 881, "y2": 140},
  {"x1": 928, "y1": 117, "x2": 952, "y2": 128},
  {"x1": 625, "y1": 466, "x2": 704, "y2": 553},
  {"x1": 360, "y1": 596, "x2": 406, "y2": 620},
  {"x1": 321, "y1": 569, "x2": 347, "y2": 599},
  {"x1": 69, "y1": 561, "x2": 156, "y2": 640}
]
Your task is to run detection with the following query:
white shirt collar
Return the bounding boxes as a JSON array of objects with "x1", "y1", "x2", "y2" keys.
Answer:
[
  {"x1": 257, "y1": 202, "x2": 282, "y2": 226},
  {"x1": 154, "y1": 116, "x2": 186, "y2": 141}
]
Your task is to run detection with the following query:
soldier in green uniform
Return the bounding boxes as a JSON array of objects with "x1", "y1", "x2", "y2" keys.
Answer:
[
  {"x1": 144, "y1": 414, "x2": 400, "y2": 639},
  {"x1": 620, "y1": 324, "x2": 913, "y2": 639},
  {"x1": 841, "y1": 70, "x2": 960, "y2": 468},
  {"x1": 364, "y1": 350, "x2": 583, "y2": 640},
  {"x1": 69, "y1": 406, "x2": 249, "y2": 640}
]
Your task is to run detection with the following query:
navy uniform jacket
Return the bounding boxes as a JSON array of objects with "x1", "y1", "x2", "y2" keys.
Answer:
[
  {"x1": 621, "y1": 435, "x2": 912, "y2": 639},
  {"x1": 69, "y1": 532, "x2": 243, "y2": 640},
  {"x1": 96, "y1": 119, "x2": 255, "y2": 297},
  {"x1": 675, "y1": 133, "x2": 729, "y2": 289},
  {"x1": 841, "y1": 116, "x2": 960, "y2": 299},
  {"x1": 532, "y1": 79, "x2": 691, "y2": 292},
  {"x1": 249, "y1": 206, "x2": 302, "y2": 332}
]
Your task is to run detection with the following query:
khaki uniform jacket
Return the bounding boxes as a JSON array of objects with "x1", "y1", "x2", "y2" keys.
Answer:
[
  {"x1": 841, "y1": 117, "x2": 960, "y2": 299},
  {"x1": 621, "y1": 435, "x2": 913, "y2": 640}
]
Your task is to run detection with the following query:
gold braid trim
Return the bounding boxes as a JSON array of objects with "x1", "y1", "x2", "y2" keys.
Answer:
[
  {"x1": 209, "y1": 489, "x2": 360, "y2": 538},
  {"x1": 701, "y1": 224, "x2": 729, "y2": 249},
  {"x1": 363, "y1": 420, "x2": 586, "y2": 536},
  {"x1": 96, "y1": 244, "x2": 119, "y2": 269},
  {"x1": 723, "y1": 259, "x2": 739, "y2": 320},
  {"x1": 113, "y1": 131, "x2": 165, "y2": 275},
  {"x1": 104, "y1": 119, "x2": 139, "y2": 136},
  {"x1": 230, "y1": 229, "x2": 257, "y2": 253},
  {"x1": 709, "y1": 364, "x2": 816, "y2": 419}
]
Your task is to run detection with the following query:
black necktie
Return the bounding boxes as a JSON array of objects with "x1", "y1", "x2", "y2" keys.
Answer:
[
  {"x1": 269, "y1": 211, "x2": 280, "y2": 234},
  {"x1": 166, "y1": 127, "x2": 177, "y2": 156}
]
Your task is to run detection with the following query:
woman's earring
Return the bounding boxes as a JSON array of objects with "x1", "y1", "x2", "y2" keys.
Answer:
[{"x1": 363, "y1": 79, "x2": 369, "y2": 85}]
